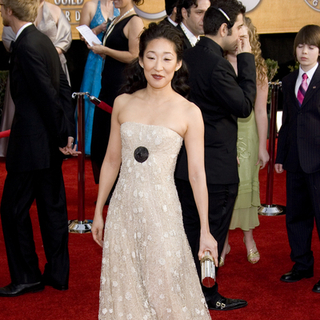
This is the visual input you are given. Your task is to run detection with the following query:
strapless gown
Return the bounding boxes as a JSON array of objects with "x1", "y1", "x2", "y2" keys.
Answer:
[{"x1": 99, "y1": 122, "x2": 211, "y2": 320}]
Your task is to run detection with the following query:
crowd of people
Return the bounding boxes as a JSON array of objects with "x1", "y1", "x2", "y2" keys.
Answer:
[{"x1": 0, "y1": 0, "x2": 320, "y2": 319}]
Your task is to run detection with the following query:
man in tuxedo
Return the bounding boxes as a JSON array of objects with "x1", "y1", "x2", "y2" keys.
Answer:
[
  {"x1": 0, "y1": 0, "x2": 77, "y2": 297},
  {"x1": 175, "y1": 0, "x2": 256, "y2": 310},
  {"x1": 275, "y1": 25, "x2": 320, "y2": 293},
  {"x1": 175, "y1": 0, "x2": 211, "y2": 49}
]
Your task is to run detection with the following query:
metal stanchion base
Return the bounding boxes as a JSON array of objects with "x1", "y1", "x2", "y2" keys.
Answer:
[
  {"x1": 68, "y1": 219, "x2": 92, "y2": 233},
  {"x1": 258, "y1": 204, "x2": 284, "y2": 216}
]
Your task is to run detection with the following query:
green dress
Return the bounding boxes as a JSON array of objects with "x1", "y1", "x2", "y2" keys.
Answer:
[{"x1": 229, "y1": 110, "x2": 260, "y2": 231}]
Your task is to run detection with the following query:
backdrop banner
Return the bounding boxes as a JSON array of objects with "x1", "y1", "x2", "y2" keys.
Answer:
[{"x1": 1, "y1": 0, "x2": 320, "y2": 38}]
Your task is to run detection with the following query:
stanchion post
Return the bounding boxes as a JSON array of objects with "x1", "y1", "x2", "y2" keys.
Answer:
[
  {"x1": 68, "y1": 92, "x2": 92, "y2": 233},
  {"x1": 259, "y1": 82, "x2": 284, "y2": 216}
]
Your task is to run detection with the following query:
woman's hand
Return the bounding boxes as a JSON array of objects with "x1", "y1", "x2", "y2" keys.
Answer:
[
  {"x1": 89, "y1": 42, "x2": 107, "y2": 59},
  {"x1": 198, "y1": 232, "x2": 218, "y2": 267},
  {"x1": 256, "y1": 148, "x2": 269, "y2": 169},
  {"x1": 91, "y1": 213, "x2": 105, "y2": 247}
]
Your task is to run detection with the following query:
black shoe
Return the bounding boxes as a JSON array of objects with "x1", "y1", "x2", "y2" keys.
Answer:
[
  {"x1": 207, "y1": 295, "x2": 248, "y2": 311},
  {"x1": 0, "y1": 282, "x2": 44, "y2": 297},
  {"x1": 280, "y1": 268, "x2": 313, "y2": 283},
  {"x1": 42, "y1": 275, "x2": 68, "y2": 291},
  {"x1": 312, "y1": 280, "x2": 320, "y2": 293}
]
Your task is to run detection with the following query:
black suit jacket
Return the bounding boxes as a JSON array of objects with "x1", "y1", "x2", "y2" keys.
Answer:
[
  {"x1": 7, "y1": 25, "x2": 74, "y2": 173},
  {"x1": 175, "y1": 37, "x2": 256, "y2": 185},
  {"x1": 176, "y1": 24, "x2": 192, "y2": 50},
  {"x1": 276, "y1": 65, "x2": 320, "y2": 174}
]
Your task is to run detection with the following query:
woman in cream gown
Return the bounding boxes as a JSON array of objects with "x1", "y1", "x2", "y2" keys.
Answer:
[{"x1": 91, "y1": 23, "x2": 218, "y2": 320}]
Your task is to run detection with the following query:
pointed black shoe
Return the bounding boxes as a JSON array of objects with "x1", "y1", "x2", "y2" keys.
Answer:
[
  {"x1": 42, "y1": 275, "x2": 68, "y2": 291},
  {"x1": 207, "y1": 295, "x2": 248, "y2": 311},
  {"x1": 0, "y1": 282, "x2": 44, "y2": 297},
  {"x1": 280, "y1": 268, "x2": 313, "y2": 283},
  {"x1": 312, "y1": 280, "x2": 320, "y2": 293}
]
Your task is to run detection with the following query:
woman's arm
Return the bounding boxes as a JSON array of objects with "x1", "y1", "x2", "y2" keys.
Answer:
[
  {"x1": 183, "y1": 104, "x2": 218, "y2": 266},
  {"x1": 91, "y1": 98, "x2": 123, "y2": 247},
  {"x1": 254, "y1": 78, "x2": 269, "y2": 169},
  {"x1": 91, "y1": 16, "x2": 144, "y2": 64}
]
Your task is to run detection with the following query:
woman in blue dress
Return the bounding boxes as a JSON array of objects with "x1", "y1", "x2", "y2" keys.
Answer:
[{"x1": 79, "y1": 0, "x2": 119, "y2": 155}]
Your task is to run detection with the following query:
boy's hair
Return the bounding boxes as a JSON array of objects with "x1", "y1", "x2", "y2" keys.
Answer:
[
  {"x1": 294, "y1": 25, "x2": 320, "y2": 61},
  {"x1": 2, "y1": 0, "x2": 39, "y2": 22},
  {"x1": 204, "y1": 0, "x2": 245, "y2": 36}
]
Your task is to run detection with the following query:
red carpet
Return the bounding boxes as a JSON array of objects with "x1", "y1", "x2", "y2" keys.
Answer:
[{"x1": 0, "y1": 156, "x2": 319, "y2": 320}]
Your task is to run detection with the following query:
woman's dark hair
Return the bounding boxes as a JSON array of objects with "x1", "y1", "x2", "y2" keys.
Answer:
[
  {"x1": 120, "y1": 22, "x2": 190, "y2": 97},
  {"x1": 294, "y1": 25, "x2": 320, "y2": 62}
]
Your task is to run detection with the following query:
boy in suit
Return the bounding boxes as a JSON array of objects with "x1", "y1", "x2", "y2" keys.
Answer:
[
  {"x1": 275, "y1": 25, "x2": 320, "y2": 293},
  {"x1": 0, "y1": 0, "x2": 77, "y2": 297},
  {"x1": 175, "y1": 0, "x2": 256, "y2": 311}
]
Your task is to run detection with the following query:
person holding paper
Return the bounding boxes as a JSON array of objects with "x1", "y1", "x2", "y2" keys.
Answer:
[
  {"x1": 89, "y1": 0, "x2": 144, "y2": 184},
  {"x1": 78, "y1": 0, "x2": 119, "y2": 155}
]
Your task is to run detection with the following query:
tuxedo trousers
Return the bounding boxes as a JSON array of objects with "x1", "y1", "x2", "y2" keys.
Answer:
[
  {"x1": 175, "y1": 178, "x2": 238, "y2": 301},
  {"x1": 0, "y1": 163, "x2": 69, "y2": 286},
  {"x1": 286, "y1": 169, "x2": 320, "y2": 272}
]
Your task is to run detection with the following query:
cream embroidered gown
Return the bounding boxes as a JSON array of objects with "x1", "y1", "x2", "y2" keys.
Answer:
[{"x1": 99, "y1": 122, "x2": 211, "y2": 320}]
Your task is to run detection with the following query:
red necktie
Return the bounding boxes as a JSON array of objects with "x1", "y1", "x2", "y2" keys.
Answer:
[{"x1": 297, "y1": 73, "x2": 308, "y2": 106}]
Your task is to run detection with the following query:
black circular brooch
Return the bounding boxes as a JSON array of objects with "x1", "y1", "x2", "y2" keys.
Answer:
[{"x1": 134, "y1": 146, "x2": 149, "y2": 163}]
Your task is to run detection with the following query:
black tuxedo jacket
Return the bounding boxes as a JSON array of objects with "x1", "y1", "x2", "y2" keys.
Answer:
[
  {"x1": 176, "y1": 24, "x2": 192, "y2": 50},
  {"x1": 276, "y1": 65, "x2": 320, "y2": 173},
  {"x1": 7, "y1": 25, "x2": 74, "y2": 173},
  {"x1": 175, "y1": 37, "x2": 256, "y2": 185}
]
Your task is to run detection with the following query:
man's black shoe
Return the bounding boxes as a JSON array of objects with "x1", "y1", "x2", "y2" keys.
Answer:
[
  {"x1": 0, "y1": 282, "x2": 44, "y2": 297},
  {"x1": 207, "y1": 295, "x2": 248, "y2": 311},
  {"x1": 42, "y1": 275, "x2": 68, "y2": 291},
  {"x1": 280, "y1": 268, "x2": 313, "y2": 283},
  {"x1": 312, "y1": 280, "x2": 320, "y2": 293}
]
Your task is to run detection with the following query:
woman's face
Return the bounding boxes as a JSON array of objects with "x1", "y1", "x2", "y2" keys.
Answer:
[
  {"x1": 139, "y1": 38, "x2": 182, "y2": 90},
  {"x1": 228, "y1": 25, "x2": 249, "y2": 57},
  {"x1": 113, "y1": 0, "x2": 132, "y2": 9}
]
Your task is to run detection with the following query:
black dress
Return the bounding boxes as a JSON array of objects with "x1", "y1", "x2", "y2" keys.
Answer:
[{"x1": 91, "y1": 15, "x2": 136, "y2": 183}]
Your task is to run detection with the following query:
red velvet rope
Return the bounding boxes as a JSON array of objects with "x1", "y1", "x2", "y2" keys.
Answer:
[
  {"x1": 0, "y1": 99, "x2": 111, "y2": 140},
  {"x1": 0, "y1": 129, "x2": 10, "y2": 139},
  {"x1": 97, "y1": 101, "x2": 112, "y2": 114}
]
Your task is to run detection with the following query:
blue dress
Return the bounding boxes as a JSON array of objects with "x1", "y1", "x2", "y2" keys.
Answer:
[{"x1": 79, "y1": 1, "x2": 118, "y2": 155}]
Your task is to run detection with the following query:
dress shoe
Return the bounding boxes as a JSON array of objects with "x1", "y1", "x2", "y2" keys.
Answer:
[
  {"x1": 0, "y1": 282, "x2": 44, "y2": 297},
  {"x1": 42, "y1": 275, "x2": 68, "y2": 291},
  {"x1": 312, "y1": 280, "x2": 320, "y2": 293},
  {"x1": 207, "y1": 295, "x2": 248, "y2": 311},
  {"x1": 280, "y1": 268, "x2": 313, "y2": 283}
]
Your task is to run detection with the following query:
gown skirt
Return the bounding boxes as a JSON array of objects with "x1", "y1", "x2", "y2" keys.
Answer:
[{"x1": 99, "y1": 122, "x2": 211, "y2": 320}]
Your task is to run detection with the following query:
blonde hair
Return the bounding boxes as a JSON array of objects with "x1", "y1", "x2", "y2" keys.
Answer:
[
  {"x1": 245, "y1": 17, "x2": 267, "y2": 86},
  {"x1": 3, "y1": 0, "x2": 39, "y2": 22}
]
